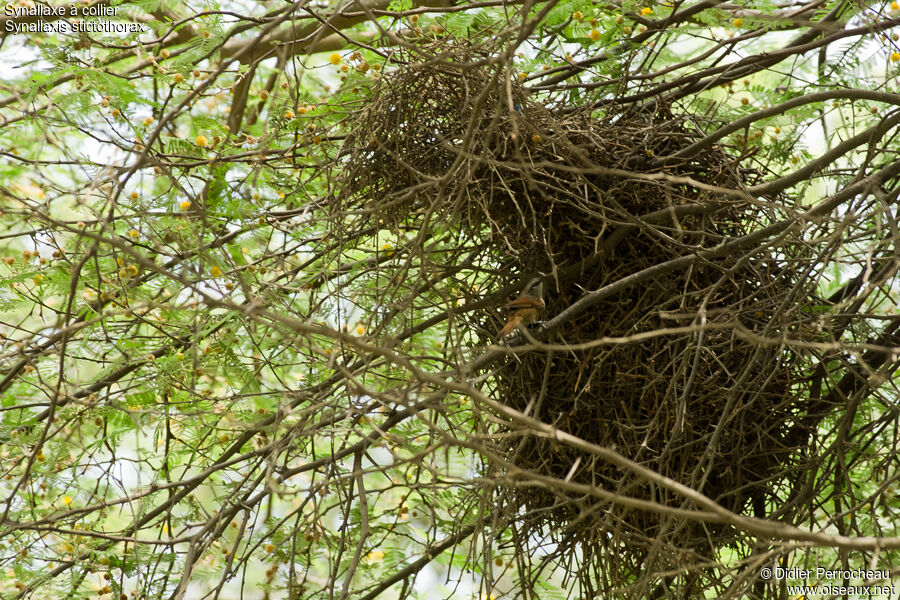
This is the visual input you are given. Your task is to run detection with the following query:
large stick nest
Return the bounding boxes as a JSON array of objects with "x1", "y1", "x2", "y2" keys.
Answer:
[{"x1": 337, "y1": 42, "x2": 823, "y2": 595}]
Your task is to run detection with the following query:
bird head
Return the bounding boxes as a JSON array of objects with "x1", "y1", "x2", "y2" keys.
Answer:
[{"x1": 523, "y1": 276, "x2": 544, "y2": 300}]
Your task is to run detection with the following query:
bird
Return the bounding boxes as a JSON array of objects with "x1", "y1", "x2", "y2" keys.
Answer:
[{"x1": 496, "y1": 277, "x2": 545, "y2": 339}]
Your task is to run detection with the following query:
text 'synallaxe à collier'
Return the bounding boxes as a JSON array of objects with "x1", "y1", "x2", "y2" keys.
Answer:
[{"x1": 4, "y1": 4, "x2": 118, "y2": 18}]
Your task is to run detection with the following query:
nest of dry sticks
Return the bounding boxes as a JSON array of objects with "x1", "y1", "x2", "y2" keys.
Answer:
[{"x1": 337, "y1": 42, "x2": 822, "y2": 595}]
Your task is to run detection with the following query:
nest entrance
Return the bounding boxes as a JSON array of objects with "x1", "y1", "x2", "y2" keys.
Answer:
[{"x1": 337, "y1": 43, "x2": 821, "y2": 596}]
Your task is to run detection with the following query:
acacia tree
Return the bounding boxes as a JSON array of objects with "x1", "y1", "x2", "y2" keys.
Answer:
[{"x1": 1, "y1": 0, "x2": 900, "y2": 598}]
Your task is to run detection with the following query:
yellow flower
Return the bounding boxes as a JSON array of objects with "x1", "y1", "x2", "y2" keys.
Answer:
[
  {"x1": 367, "y1": 549, "x2": 385, "y2": 562},
  {"x1": 210, "y1": 265, "x2": 223, "y2": 277},
  {"x1": 590, "y1": 29, "x2": 601, "y2": 41},
  {"x1": 732, "y1": 17, "x2": 743, "y2": 27},
  {"x1": 195, "y1": 135, "x2": 208, "y2": 147},
  {"x1": 641, "y1": 6, "x2": 652, "y2": 15},
  {"x1": 891, "y1": 52, "x2": 900, "y2": 62},
  {"x1": 143, "y1": 116, "x2": 154, "y2": 126},
  {"x1": 572, "y1": 10, "x2": 583, "y2": 20},
  {"x1": 128, "y1": 229, "x2": 139, "y2": 238},
  {"x1": 330, "y1": 53, "x2": 342, "y2": 65},
  {"x1": 892, "y1": 1, "x2": 900, "y2": 10},
  {"x1": 356, "y1": 325, "x2": 365, "y2": 335},
  {"x1": 130, "y1": 191, "x2": 139, "y2": 200},
  {"x1": 284, "y1": 110, "x2": 294, "y2": 119},
  {"x1": 62, "y1": 495, "x2": 73, "y2": 505},
  {"x1": 180, "y1": 200, "x2": 191, "y2": 210}
]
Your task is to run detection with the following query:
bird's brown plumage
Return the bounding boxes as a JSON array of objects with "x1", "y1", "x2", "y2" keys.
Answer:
[{"x1": 497, "y1": 280, "x2": 545, "y2": 339}]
